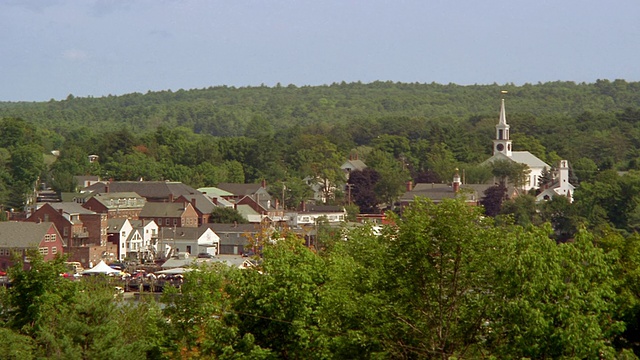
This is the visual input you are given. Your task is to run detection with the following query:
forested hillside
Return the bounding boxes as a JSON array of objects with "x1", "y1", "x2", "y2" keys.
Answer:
[{"x1": 1, "y1": 79, "x2": 640, "y2": 234}]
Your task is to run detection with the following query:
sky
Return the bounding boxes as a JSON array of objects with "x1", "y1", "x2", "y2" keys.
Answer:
[{"x1": 1, "y1": 0, "x2": 639, "y2": 102}]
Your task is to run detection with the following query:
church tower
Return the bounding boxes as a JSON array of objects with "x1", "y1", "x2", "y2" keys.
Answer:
[{"x1": 493, "y1": 98, "x2": 512, "y2": 157}]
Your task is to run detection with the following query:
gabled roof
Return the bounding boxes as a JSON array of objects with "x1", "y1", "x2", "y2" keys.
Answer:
[
  {"x1": 129, "y1": 219, "x2": 157, "y2": 229},
  {"x1": 107, "y1": 218, "x2": 130, "y2": 233},
  {"x1": 341, "y1": 159, "x2": 367, "y2": 171},
  {"x1": 89, "y1": 192, "x2": 146, "y2": 208},
  {"x1": 509, "y1": 151, "x2": 550, "y2": 169},
  {"x1": 45, "y1": 202, "x2": 97, "y2": 215},
  {"x1": 158, "y1": 226, "x2": 213, "y2": 240},
  {"x1": 235, "y1": 204, "x2": 260, "y2": 217},
  {"x1": 215, "y1": 183, "x2": 267, "y2": 196},
  {"x1": 84, "y1": 181, "x2": 199, "y2": 199},
  {"x1": 0, "y1": 222, "x2": 58, "y2": 248},
  {"x1": 198, "y1": 187, "x2": 233, "y2": 197},
  {"x1": 400, "y1": 183, "x2": 484, "y2": 203},
  {"x1": 139, "y1": 202, "x2": 193, "y2": 218}
]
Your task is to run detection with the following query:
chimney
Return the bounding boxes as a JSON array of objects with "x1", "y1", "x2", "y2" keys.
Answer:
[
  {"x1": 169, "y1": 194, "x2": 174, "y2": 202},
  {"x1": 105, "y1": 183, "x2": 110, "y2": 193},
  {"x1": 453, "y1": 169, "x2": 461, "y2": 193},
  {"x1": 406, "y1": 180, "x2": 413, "y2": 192},
  {"x1": 261, "y1": 179, "x2": 267, "y2": 188}
]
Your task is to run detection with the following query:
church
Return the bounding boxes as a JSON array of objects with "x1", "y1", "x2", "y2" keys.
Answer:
[{"x1": 483, "y1": 98, "x2": 550, "y2": 192}]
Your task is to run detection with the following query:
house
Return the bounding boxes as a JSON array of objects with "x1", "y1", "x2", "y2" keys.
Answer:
[
  {"x1": 399, "y1": 171, "x2": 492, "y2": 207},
  {"x1": 341, "y1": 155, "x2": 367, "y2": 180},
  {"x1": 158, "y1": 226, "x2": 220, "y2": 258},
  {"x1": 0, "y1": 222, "x2": 65, "y2": 271},
  {"x1": 482, "y1": 98, "x2": 550, "y2": 191},
  {"x1": 204, "y1": 182, "x2": 286, "y2": 221},
  {"x1": 106, "y1": 218, "x2": 132, "y2": 262},
  {"x1": 82, "y1": 192, "x2": 147, "y2": 220},
  {"x1": 214, "y1": 181, "x2": 274, "y2": 208},
  {"x1": 286, "y1": 205, "x2": 347, "y2": 227},
  {"x1": 173, "y1": 195, "x2": 215, "y2": 225},
  {"x1": 83, "y1": 180, "x2": 215, "y2": 226},
  {"x1": 25, "y1": 202, "x2": 113, "y2": 268},
  {"x1": 83, "y1": 192, "x2": 146, "y2": 219},
  {"x1": 26, "y1": 202, "x2": 107, "y2": 247},
  {"x1": 205, "y1": 223, "x2": 259, "y2": 255},
  {"x1": 138, "y1": 202, "x2": 199, "y2": 228},
  {"x1": 129, "y1": 219, "x2": 159, "y2": 259},
  {"x1": 536, "y1": 160, "x2": 576, "y2": 203},
  {"x1": 74, "y1": 175, "x2": 101, "y2": 190}
]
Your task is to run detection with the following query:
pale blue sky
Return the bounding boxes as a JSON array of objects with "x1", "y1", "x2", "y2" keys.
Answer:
[{"x1": 1, "y1": 0, "x2": 639, "y2": 101}]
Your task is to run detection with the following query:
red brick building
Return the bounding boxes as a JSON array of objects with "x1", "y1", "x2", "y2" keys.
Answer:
[{"x1": 0, "y1": 222, "x2": 65, "y2": 270}]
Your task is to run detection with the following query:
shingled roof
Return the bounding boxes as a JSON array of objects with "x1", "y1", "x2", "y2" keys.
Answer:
[
  {"x1": 84, "y1": 181, "x2": 214, "y2": 215},
  {"x1": 0, "y1": 222, "x2": 59, "y2": 248}
]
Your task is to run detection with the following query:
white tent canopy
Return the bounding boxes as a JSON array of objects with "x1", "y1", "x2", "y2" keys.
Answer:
[
  {"x1": 156, "y1": 267, "x2": 195, "y2": 275},
  {"x1": 82, "y1": 260, "x2": 121, "y2": 275}
]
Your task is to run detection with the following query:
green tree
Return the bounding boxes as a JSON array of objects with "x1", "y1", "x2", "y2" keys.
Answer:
[{"x1": 227, "y1": 235, "x2": 328, "y2": 359}]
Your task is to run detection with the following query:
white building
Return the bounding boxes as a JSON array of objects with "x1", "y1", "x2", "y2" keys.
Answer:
[
  {"x1": 483, "y1": 98, "x2": 550, "y2": 192},
  {"x1": 536, "y1": 160, "x2": 576, "y2": 203}
]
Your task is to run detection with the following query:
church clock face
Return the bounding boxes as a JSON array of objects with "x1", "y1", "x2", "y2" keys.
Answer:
[{"x1": 496, "y1": 143, "x2": 504, "y2": 152}]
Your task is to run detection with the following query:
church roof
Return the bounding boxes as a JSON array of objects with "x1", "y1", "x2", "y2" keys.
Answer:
[
  {"x1": 483, "y1": 151, "x2": 550, "y2": 169},
  {"x1": 509, "y1": 151, "x2": 550, "y2": 168}
]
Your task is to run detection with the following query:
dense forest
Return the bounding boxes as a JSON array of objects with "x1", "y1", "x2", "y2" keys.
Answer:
[{"x1": 1, "y1": 80, "x2": 640, "y2": 230}]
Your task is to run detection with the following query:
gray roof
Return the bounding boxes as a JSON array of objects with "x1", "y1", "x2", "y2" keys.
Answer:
[
  {"x1": 400, "y1": 183, "x2": 482, "y2": 203},
  {"x1": 129, "y1": 219, "x2": 157, "y2": 228},
  {"x1": 46, "y1": 202, "x2": 97, "y2": 215},
  {"x1": 483, "y1": 151, "x2": 550, "y2": 169},
  {"x1": 89, "y1": 192, "x2": 146, "y2": 208},
  {"x1": 215, "y1": 183, "x2": 267, "y2": 196},
  {"x1": 107, "y1": 218, "x2": 129, "y2": 233},
  {"x1": 205, "y1": 223, "x2": 258, "y2": 234},
  {"x1": 139, "y1": 202, "x2": 192, "y2": 218},
  {"x1": 341, "y1": 159, "x2": 367, "y2": 171},
  {"x1": 509, "y1": 151, "x2": 550, "y2": 169},
  {"x1": 83, "y1": 181, "x2": 215, "y2": 214},
  {"x1": 0, "y1": 222, "x2": 58, "y2": 248},
  {"x1": 161, "y1": 257, "x2": 198, "y2": 269},
  {"x1": 158, "y1": 226, "x2": 210, "y2": 240}
]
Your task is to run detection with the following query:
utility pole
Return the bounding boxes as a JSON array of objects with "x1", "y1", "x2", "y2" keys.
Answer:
[{"x1": 345, "y1": 183, "x2": 353, "y2": 205}]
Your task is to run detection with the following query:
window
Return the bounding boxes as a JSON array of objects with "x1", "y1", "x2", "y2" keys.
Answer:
[
  {"x1": 51, "y1": 247, "x2": 57, "y2": 255},
  {"x1": 0, "y1": 249, "x2": 10, "y2": 256},
  {"x1": 51, "y1": 234, "x2": 56, "y2": 242},
  {"x1": 39, "y1": 247, "x2": 48, "y2": 255},
  {"x1": 165, "y1": 218, "x2": 170, "y2": 225},
  {"x1": 173, "y1": 219, "x2": 178, "y2": 226},
  {"x1": 44, "y1": 234, "x2": 50, "y2": 242}
]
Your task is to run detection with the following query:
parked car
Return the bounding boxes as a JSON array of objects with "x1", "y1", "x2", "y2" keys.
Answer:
[{"x1": 197, "y1": 252, "x2": 214, "y2": 259}]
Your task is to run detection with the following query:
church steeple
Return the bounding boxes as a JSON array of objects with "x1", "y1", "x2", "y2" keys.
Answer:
[{"x1": 493, "y1": 97, "x2": 512, "y2": 156}]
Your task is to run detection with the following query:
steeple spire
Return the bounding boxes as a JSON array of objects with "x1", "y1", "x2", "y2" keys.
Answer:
[
  {"x1": 499, "y1": 98, "x2": 507, "y2": 126},
  {"x1": 493, "y1": 95, "x2": 512, "y2": 156}
]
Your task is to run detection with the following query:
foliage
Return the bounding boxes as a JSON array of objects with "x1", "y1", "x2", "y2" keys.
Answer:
[
  {"x1": 347, "y1": 168, "x2": 381, "y2": 213},
  {"x1": 480, "y1": 183, "x2": 507, "y2": 217}
]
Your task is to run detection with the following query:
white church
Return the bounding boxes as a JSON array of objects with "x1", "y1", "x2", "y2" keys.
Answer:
[{"x1": 482, "y1": 97, "x2": 575, "y2": 202}]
